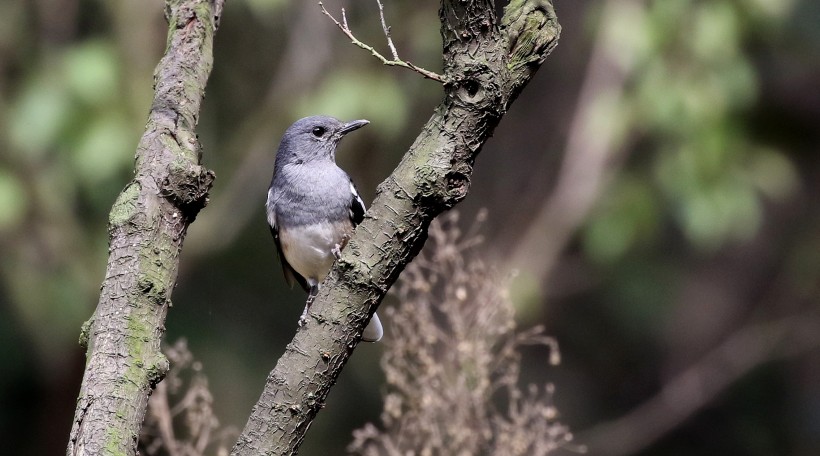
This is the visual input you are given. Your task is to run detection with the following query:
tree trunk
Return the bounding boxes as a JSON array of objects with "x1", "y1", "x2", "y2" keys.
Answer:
[
  {"x1": 67, "y1": 0, "x2": 222, "y2": 454},
  {"x1": 231, "y1": 1, "x2": 560, "y2": 454}
]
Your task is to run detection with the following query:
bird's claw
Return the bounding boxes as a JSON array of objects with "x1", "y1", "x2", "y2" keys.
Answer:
[
  {"x1": 299, "y1": 294, "x2": 314, "y2": 328},
  {"x1": 332, "y1": 233, "x2": 352, "y2": 260},
  {"x1": 298, "y1": 306, "x2": 309, "y2": 327}
]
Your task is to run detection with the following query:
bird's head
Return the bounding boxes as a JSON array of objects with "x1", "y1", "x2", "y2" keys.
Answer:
[{"x1": 275, "y1": 115, "x2": 369, "y2": 166}]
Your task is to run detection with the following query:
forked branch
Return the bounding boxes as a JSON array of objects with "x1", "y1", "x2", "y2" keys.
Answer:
[
  {"x1": 231, "y1": 1, "x2": 560, "y2": 453},
  {"x1": 318, "y1": 1, "x2": 447, "y2": 83}
]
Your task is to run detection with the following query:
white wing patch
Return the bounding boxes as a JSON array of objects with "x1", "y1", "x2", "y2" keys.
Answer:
[
  {"x1": 349, "y1": 181, "x2": 366, "y2": 222},
  {"x1": 265, "y1": 187, "x2": 277, "y2": 228}
]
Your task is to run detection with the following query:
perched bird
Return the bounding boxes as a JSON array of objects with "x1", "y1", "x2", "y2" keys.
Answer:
[{"x1": 265, "y1": 115, "x2": 383, "y2": 342}]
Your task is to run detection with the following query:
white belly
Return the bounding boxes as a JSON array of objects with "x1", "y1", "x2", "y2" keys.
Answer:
[{"x1": 279, "y1": 222, "x2": 350, "y2": 284}]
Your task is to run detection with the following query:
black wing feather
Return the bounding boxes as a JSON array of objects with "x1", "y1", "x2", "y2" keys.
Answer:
[{"x1": 350, "y1": 181, "x2": 366, "y2": 226}]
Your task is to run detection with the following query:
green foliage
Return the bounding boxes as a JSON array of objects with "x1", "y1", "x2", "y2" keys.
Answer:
[
  {"x1": 8, "y1": 75, "x2": 73, "y2": 158},
  {"x1": 64, "y1": 41, "x2": 121, "y2": 105},
  {"x1": 583, "y1": 175, "x2": 660, "y2": 262},
  {"x1": 583, "y1": 0, "x2": 799, "y2": 260},
  {"x1": 0, "y1": 169, "x2": 27, "y2": 231},
  {"x1": 1, "y1": 31, "x2": 140, "y2": 386}
]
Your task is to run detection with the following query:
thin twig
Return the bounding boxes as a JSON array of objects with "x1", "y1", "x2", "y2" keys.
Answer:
[
  {"x1": 376, "y1": 0, "x2": 399, "y2": 60},
  {"x1": 318, "y1": 1, "x2": 447, "y2": 83}
]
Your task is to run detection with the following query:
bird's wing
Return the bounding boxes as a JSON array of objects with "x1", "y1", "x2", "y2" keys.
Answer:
[
  {"x1": 349, "y1": 180, "x2": 366, "y2": 226},
  {"x1": 267, "y1": 194, "x2": 309, "y2": 292}
]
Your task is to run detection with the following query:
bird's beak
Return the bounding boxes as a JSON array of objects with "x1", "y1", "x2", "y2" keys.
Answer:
[{"x1": 339, "y1": 119, "x2": 370, "y2": 135}]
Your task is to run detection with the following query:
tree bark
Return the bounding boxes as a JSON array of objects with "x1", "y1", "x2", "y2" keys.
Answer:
[
  {"x1": 231, "y1": 1, "x2": 560, "y2": 454},
  {"x1": 67, "y1": 0, "x2": 222, "y2": 454}
]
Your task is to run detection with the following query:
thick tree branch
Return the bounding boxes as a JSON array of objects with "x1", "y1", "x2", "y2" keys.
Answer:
[
  {"x1": 232, "y1": 1, "x2": 560, "y2": 454},
  {"x1": 67, "y1": 0, "x2": 221, "y2": 454}
]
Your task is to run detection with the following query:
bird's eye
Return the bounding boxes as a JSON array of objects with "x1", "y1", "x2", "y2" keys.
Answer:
[{"x1": 312, "y1": 127, "x2": 326, "y2": 137}]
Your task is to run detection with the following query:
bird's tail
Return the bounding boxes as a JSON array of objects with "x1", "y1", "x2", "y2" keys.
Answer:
[{"x1": 362, "y1": 312, "x2": 383, "y2": 343}]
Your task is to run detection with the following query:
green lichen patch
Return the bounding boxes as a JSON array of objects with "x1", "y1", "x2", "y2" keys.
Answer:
[
  {"x1": 104, "y1": 425, "x2": 128, "y2": 456},
  {"x1": 108, "y1": 181, "x2": 141, "y2": 227},
  {"x1": 79, "y1": 316, "x2": 94, "y2": 350}
]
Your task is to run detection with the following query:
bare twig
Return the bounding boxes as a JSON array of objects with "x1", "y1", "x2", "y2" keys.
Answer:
[
  {"x1": 140, "y1": 339, "x2": 238, "y2": 456},
  {"x1": 318, "y1": 1, "x2": 447, "y2": 83},
  {"x1": 349, "y1": 212, "x2": 578, "y2": 455},
  {"x1": 376, "y1": 0, "x2": 399, "y2": 60}
]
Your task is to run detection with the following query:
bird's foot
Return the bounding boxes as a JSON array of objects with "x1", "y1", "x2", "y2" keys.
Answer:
[
  {"x1": 299, "y1": 293, "x2": 315, "y2": 327},
  {"x1": 298, "y1": 304, "x2": 309, "y2": 327},
  {"x1": 332, "y1": 233, "x2": 352, "y2": 260}
]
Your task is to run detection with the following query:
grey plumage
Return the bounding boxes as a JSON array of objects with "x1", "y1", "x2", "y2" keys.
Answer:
[{"x1": 266, "y1": 115, "x2": 382, "y2": 342}]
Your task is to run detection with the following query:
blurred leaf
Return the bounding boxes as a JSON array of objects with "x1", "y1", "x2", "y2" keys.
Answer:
[
  {"x1": 743, "y1": 0, "x2": 797, "y2": 20},
  {"x1": 8, "y1": 75, "x2": 72, "y2": 158},
  {"x1": 718, "y1": 56, "x2": 758, "y2": 110},
  {"x1": 692, "y1": 1, "x2": 740, "y2": 62},
  {"x1": 507, "y1": 270, "x2": 543, "y2": 323},
  {"x1": 680, "y1": 178, "x2": 762, "y2": 249},
  {"x1": 584, "y1": 210, "x2": 635, "y2": 263},
  {"x1": 647, "y1": 0, "x2": 688, "y2": 52},
  {"x1": 0, "y1": 168, "x2": 27, "y2": 231},
  {"x1": 747, "y1": 148, "x2": 798, "y2": 200},
  {"x1": 603, "y1": 0, "x2": 651, "y2": 68},
  {"x1": 72, "y1": 115, "x2": 134, "y2": 184},
  {"x1": 63, "y1": 40, "x2": 120, "y2": 105},
  {"x1": 583, "y1": 176, "x2": 660, "y2": 263}
]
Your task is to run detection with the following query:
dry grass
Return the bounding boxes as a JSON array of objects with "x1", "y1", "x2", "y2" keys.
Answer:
[
  {"x1": 349, "y1": 211, "x2": 581, "y2": 456},
  {"x1": 139, "y1": 339, "x2": 236, "y2": 456}
]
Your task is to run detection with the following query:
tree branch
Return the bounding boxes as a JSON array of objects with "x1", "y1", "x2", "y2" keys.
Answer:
[
  {"x1": 231, "y1": 1, "x2": 560, "y2": 454},
  {"x1": 318, "y1": 1, "x2": 448, "y2": 83},
  {"x1": 67, "y1": 0, "x2": 221, "y2": 454}
]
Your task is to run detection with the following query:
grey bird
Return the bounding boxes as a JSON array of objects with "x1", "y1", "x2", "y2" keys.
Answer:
[{"x1": 266, "y1": 115, "x2": 383, "y2": 342}]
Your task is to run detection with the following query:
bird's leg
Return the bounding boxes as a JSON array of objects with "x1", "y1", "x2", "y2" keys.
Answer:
[
  {"x1": 300, "y1": 285, "x2": 319, "y2": 327},
  {"x1": 332, "y1": 233, "x2": 351, "y2": 260}
]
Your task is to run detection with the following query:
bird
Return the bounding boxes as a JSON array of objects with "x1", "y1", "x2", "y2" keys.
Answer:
[{"x1": 265, "y1": 115, "x2": 383, "y2": 342}]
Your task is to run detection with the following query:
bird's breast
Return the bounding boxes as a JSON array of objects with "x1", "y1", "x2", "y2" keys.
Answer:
[{"x1": 278, "y1": 220, "x2": 353, "y2": 283}]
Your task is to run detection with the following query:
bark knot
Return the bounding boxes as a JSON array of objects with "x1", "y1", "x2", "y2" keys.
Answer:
[{"x1": 160, "y1": 160, "x2": 215, "y2": 221}]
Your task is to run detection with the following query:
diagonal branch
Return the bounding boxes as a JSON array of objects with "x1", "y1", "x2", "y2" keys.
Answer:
[
  {"x1": 232, "y1": 1, "x2": 560, "y2": 454},
  {"x1": 318, "y1": 1, "x2": 448, "y2": 83}
]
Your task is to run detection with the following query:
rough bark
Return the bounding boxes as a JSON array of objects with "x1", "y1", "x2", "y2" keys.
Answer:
[
  {"x1": 231, "y1": 1, "x2": 560, "y2": 454},
  {"x1": 67, "y1": 0, "x2": 222, "y2": 454}
]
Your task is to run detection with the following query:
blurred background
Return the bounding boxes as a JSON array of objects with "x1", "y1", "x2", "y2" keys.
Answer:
[{"x1": 1, "y1": 0, "x2": 819, "y2": 454}]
